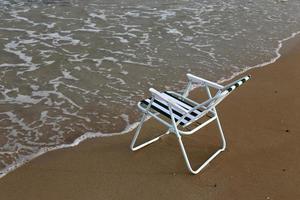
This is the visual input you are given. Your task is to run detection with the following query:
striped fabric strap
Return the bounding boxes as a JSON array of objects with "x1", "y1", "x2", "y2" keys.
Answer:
[
  {"x1": 140, "y1": 92, "x2": 203, "y2": 126},
  {"x1": 149, "y1": 88, "x2": 188, "y2": 114},
  {"x1": 225, "y1": 75, "x2": 251, "y2": 93}
]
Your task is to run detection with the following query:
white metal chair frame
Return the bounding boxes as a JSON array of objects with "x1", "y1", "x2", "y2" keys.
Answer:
[{"x1": 130, "y1": 73, "x2": 250, "y2": 174}]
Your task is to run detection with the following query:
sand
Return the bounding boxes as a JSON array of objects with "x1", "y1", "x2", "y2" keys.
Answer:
[{"x1": 0, "y1": 36, "x2": 300, "y2": 200}]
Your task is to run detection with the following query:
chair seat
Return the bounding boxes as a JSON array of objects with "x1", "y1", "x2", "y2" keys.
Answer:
[{"x1": 140, "y1": 91, "x2": 202, "y2": 126}]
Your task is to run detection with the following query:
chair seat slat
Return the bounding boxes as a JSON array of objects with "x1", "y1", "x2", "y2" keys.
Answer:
[
  {"x1": 141, "y1": 99, "x2": 189, "y2": 125},
  {"x1": 141, "y1": 92, "x2": 203, "y2": 126}
]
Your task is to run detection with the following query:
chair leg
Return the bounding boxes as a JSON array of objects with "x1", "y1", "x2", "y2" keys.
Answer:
[
  {"x1": 176, "y1": 116, "x2": 227, "y2": 174},
  {"x1": 130, "y1": 114, "x2": 169, "y2": 151},
  {"x1": 215, "y1": 114, "x2": 226, "y2": 151},
  {"x1": 178, "y1": 136, "x2": 225, "y2": 174}
]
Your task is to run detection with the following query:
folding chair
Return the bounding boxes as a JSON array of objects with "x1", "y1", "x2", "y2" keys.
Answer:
[{"x1": 130, "y1": 73, "x2": 251, "y2": 174}]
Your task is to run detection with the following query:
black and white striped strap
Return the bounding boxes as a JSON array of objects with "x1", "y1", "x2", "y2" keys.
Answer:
[
  {"x1": 226, "y1": 75, "x2": 251, "y2": 93},
  {"x1": 141, "y1": 92, "x2": 202, "y2": 125}
]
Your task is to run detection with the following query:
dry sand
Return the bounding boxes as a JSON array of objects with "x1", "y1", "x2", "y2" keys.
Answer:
[{"x1": 0, "y1": 36, "x2": 300, "y2": 200}]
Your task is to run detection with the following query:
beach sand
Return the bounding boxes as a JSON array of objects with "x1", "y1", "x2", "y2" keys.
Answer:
[{"x1": 0, "y1": 36, "x2": 300, "y2": 200}]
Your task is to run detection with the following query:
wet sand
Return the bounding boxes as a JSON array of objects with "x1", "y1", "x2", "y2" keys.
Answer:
[{"x1": 0, "y1": 36, "x2": 300, "y2": 199}]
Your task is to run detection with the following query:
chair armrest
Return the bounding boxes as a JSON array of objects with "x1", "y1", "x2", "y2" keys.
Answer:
[
  {"x1": 149, "y1": 88, "x2": 188, "y2": 114},
  {"x1": 187, "y1": 73, "x2": 224, "y2": 90}
]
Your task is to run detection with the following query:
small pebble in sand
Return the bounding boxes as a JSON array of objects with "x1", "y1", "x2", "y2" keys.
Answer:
[
  {"x1": 282, "y1": 169, "x2": 286, "y2": 172},
  {"x1": 274, "y1": 90, "x2": 278, "y2": 93},
  {"x1": 213, "y1": 184, "x2": 217, "y2": 187},
  {"x1": 285, "y1": 129, "x2": 290, "y2": 133}
]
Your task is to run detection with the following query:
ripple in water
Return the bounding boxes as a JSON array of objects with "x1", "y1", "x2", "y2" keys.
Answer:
[{"x1": 0, "y1": 0, "x2": 300, "y2": 176}]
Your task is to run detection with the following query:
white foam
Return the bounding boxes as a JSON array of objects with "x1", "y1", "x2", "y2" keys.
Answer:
[
  {"x1": 0, "y1": 27, "x2": 35, "y2": 35},
  {"x1": 165, "y1": 28, "x2": 183, "y2": 36},
  {"x1": 4, "y1": 41, "x2": 32, "y2": 63},
  {"x1": 92, "y1": 57, "x2": 118, "y2": 67},
  {"x1": 44, "y1": 60, "x2": 55, "y2": 65},
  {"x1": 114, "y1": 36, "x2": 129, "y2": 43},
  {"x1": 125, "y1": 11, "x2": 140, "y2": 17},
  {"x1": 89, "y1": 13, "x2": 107, "y2": 21},
  {"x1": 158, "y1": 10, "x2": 176, "y2": 21},
  {"x1": 62, "y1": 70, "x2": 79, "y2": 80},
  {"x1": 74, "y1": 28, "x2": 102, "y2": 33}
]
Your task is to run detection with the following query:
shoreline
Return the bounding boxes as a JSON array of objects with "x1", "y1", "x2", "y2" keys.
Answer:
[
  {"x1": 217, "y1": 30, "x2": 300, "y2": 84},
  {"x1": 1, "y1": 30, "x2": 300, "y2": 179}
]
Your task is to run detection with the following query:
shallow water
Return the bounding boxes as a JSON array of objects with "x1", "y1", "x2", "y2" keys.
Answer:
[{"x1": 0, "y1": 0, "x2": 300, "y2": 176}]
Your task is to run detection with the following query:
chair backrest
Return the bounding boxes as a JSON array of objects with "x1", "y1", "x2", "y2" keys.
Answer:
[
  {"x1": 221, "y1": 75, "x2": 251, "y2": 95},
  {"x1": 147, "y1": 75, "x2": 250, "y2": 124},
  {"x1": 205, "y1": 75, "x2": 251, "y2": 110}
]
